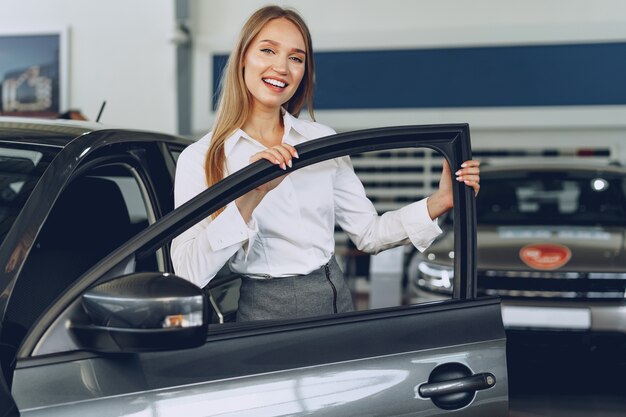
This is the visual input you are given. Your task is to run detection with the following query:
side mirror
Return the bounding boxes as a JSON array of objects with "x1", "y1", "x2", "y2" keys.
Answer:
[{"x1": 71, "y1": 272, "x2": 208, "y2": 352}]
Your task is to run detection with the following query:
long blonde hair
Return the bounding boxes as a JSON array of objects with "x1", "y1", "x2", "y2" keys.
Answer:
[{"x1": 205, "y1": 6, "x2": 315, "y2": 216}]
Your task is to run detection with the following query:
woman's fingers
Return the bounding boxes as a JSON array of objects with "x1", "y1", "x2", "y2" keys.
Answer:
[
  {"x1": 250, "y1": 148, "x2": 285, "y2": 169},
  {"x1": 454, "y1": 160, "x2": 480, "y2": 179},
  {"x1": 454, "y1": 159, "x2": 480, "y2": 196},
  {"x1": 282, "y1": 143, "x2": 299, "y2": 159},
  {"x1": 251, "y1": 144, "x2": 299, "y2": 170},
  {"x1": 264, "y1": 148, "x2": 288, "y2": 170},
  {"x1": 273, "y1": 145, "x2": 295, "y2": 168}
]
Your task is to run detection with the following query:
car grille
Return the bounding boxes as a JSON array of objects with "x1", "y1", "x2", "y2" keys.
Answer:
[{"x1": 478, "y1": 270, "x2": 626, "y2": 299}]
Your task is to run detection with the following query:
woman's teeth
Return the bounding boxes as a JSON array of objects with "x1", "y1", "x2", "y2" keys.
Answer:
[{"x1": 263, "y1": 78, "x2": 286, "y2": 88}]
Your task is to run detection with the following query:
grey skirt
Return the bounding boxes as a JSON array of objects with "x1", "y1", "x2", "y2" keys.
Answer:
[{"x1": 236, "y1": 257, "x2": 354, "y2": 322}]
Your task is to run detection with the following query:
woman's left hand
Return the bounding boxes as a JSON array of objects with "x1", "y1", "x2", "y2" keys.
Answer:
[
  {"x1": 427, "y1": 159, "x2": 480, "y2": 220},
  {"x1": 454, "y1": 159, "x2": 481, "y2": 196}
]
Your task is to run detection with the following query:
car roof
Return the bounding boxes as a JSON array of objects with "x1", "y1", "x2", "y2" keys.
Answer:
[
  {"x1": 0, "y1": 116, "x2": 190, "y2": 148},
  {"x1": 0, "y1": 117, "x2": 103, "y2": 147}
]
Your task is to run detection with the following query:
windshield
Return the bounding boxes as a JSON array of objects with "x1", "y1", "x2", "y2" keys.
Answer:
[
  {"x1": 476, "y1": 171, "x2": 626, "y2": 226},
  {"x1": 0, "y1": 143, "x2": 58, "y2": 244}
]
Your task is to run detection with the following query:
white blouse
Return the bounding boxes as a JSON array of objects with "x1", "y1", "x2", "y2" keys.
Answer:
[{"x1": 171, "y1": 111, "x2": 442, "y2": 288}]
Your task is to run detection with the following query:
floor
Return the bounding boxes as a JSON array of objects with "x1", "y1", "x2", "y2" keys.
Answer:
[{"x1": 507, "y1": 330, "x2": 626, "y2": 416}]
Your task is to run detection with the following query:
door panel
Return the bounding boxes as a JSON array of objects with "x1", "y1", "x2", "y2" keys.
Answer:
[{"x1": 14, "y1": 299, "x2": 506, "y2": 416}]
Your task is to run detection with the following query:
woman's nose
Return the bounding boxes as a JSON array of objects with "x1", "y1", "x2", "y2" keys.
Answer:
[{"x1": 272, "y1": 56, "x2": 288, "y2": 74}]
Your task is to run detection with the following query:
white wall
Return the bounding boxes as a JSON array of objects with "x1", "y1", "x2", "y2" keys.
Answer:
[
  {"x1": 2, "y1": 0, "x2": 178, "y2": 134},
  {"x1": 191, "y1": 0, "x2": 626, "y2": 159},
  {"x1": 4, "y1": 0, "x2": 626, "y2": 148}
]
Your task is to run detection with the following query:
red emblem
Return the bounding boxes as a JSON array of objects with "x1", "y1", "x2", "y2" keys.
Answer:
[{"x1": 519, "y1": 244, "x2": 572, "y2": 270}]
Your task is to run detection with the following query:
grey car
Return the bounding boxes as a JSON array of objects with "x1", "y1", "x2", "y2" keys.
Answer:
[
  {"x1": 0, "y1": 118, "x2": 508, "y2": 416},
  {"x1": 407, "y1": 160, "x2": 626, "y2": 337}
]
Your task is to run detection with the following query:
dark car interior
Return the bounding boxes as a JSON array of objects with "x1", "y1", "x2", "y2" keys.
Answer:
[
  {"x1": 0, "y1": 147, "x2": 55, "y2": 246},
  {"x1": 4, "y1": 169, "x2": 151, "y2": 343},
  {"x1": 7, "y1": 159, "x2": 163, "y2": 344}
]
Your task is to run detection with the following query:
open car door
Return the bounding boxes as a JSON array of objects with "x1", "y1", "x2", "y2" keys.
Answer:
[{"x1": 8, "y1": 124, "x2": 508, "y2": 416}]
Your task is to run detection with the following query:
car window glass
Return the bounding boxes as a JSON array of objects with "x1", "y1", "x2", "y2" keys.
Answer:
[
  {"x1": 341, "y1": 148, "x2": 453, "y2": 308},
  {"x1": 167, "y1": 144, "x2": 184, "y2": 164},
  {"x1": 164, "y1": 147, "x2": 456, "y2": 324},
  {"x1": 26, "y1": 139, "x2": 470, "y2": 357},
  {"x1": 5, "y1": 163, "x2": 157, "y2": 338}
]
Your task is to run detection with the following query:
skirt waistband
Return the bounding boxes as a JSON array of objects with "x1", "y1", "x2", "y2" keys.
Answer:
[{"x1": 242, "y1": 257, "x2": 338, "y2": 280}]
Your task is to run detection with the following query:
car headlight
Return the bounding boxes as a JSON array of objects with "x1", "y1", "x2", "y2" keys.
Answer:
[{"x1": 414, "y1": 261, "x2": 454, "y2": 294}]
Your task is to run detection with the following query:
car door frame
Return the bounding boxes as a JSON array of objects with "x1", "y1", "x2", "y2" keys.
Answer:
[
  {"x1": 22, "y1": 124, "x2": 478, "y2": 340},
  {"x1": 8, "y1": 124, "x2": 506, "y2": 416}
]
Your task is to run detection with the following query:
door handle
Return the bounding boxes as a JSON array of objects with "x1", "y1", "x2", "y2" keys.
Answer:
[{"x1": 419, "y1": 372, "x2": 496, "y2": 398}]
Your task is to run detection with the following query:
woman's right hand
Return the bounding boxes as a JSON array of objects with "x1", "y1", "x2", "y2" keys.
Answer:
[
  {"x1": 249, "y1": 143, "x2": 299, "y2": 193},
  {"x1": 236, "y1": 143, "x2": 299, "y2": 222}
]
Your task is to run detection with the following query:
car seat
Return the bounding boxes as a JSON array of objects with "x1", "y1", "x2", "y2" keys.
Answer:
[{"x1": 5, "y1": 176, "x2": 135, "y2": 336}]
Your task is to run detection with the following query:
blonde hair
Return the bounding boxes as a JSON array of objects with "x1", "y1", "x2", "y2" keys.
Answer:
[{"x1": 205, "y1": 5, "x2": 315, "y2": 217}]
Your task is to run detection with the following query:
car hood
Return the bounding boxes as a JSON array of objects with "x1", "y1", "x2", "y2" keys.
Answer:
[
  {"x1": 479, "y1": 225, "x2": 626, "y2": 271},
  {"x1": 428, "y1": 225, "x2": 626, "y2": 272}
]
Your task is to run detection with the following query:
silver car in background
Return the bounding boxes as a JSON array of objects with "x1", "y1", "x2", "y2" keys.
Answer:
[{"x1": 407, "y1": 159, "x2": 626, "y2": 336}]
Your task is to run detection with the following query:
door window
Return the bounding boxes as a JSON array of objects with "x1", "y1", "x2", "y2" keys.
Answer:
[
  {"x1": 167, "y1": 147, "x2": 455, "y2": 323},
  {"x1": 23, "y1": 124, "x2": 479, "y2": 354}
]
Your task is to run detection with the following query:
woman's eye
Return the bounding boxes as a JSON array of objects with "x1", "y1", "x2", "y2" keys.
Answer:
[
  {"x1": 290, "y1": 56, "x2": 304, "y2": 63},
  {"x1": 260, "y1": 48, "x2": 274, "y2": 54}
]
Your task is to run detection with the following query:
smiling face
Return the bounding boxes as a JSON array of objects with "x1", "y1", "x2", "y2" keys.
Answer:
[{"x1": 242, "y1": 17, "x2": 307, "y2": 114}]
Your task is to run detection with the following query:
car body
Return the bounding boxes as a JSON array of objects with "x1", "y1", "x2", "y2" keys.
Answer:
[
  {"x1": 0, "y1": 118, "x2": 507, "y2": 416},
  {"x1": 407, "y1": 159, "x2": 626, "y2": 337}
]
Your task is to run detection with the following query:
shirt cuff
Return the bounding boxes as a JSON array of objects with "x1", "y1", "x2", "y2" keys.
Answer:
[
  {"x1": 243, "y1": 216, "x2": 259, "y2": 261},
  {"x1": 399, "y1": 198, "x2": 443, "y2": 252},
  {"x1": 206, "y1": 202, "x2": 257, "y2": 251}
]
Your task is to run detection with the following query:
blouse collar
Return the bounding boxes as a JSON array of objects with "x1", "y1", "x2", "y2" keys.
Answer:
[{"x1": 223, "y1": 109, "x2": 310, "y2": 158}]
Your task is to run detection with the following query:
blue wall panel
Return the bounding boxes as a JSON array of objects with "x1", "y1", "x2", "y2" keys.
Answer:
[{"x1": 212, "y1": 42, "x2": 626, "y2": 110}]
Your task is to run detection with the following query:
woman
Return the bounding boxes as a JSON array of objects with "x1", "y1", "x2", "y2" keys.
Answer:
[{"x1": 171, "y1": 5, "x2": 480, "y2": 321}]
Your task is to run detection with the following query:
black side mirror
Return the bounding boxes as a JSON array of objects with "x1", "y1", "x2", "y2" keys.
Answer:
[{"x1": 71, "y1": 272, "x2": 208, "y2": 352}]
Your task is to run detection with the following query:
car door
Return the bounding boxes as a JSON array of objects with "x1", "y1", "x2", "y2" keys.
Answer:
[{"x1": 5, "y1": 124, "x2": 508, "y2": 416}]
